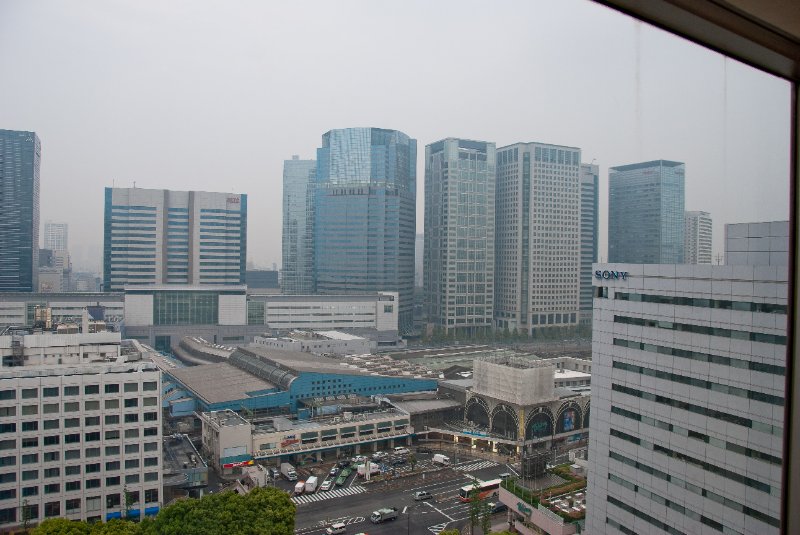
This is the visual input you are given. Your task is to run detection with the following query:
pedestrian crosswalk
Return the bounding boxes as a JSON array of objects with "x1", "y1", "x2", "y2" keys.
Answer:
[
  {"x1": 291, "y1": 485, "x2": 366, "y2": 505},
  {"x1": 452, "y1": 460, "x2": 499, "y2": 472}
]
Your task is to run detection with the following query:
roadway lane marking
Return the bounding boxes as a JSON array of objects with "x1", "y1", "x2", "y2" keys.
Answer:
[
  {"x1": 428, "y1": 522, "x2": 451, "y2": 534},
  {"x1": 291, "y1": 485, "x2": 366, "y2": 505},
  {"x1": 423, "y1": 500, "x2": 455, "y2": 521},
  {"x1": 452, "y1": 460, "x2": 499, "y2": 472}
]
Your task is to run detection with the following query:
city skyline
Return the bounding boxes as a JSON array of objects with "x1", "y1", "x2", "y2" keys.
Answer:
[{"x1": 0, "y1": 1, "x2": 790, "y2": 270}]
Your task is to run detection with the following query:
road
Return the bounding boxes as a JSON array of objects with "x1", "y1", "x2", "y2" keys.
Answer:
[{"x1": 291, "y1": 454, "x2": 514, "y2": 535}]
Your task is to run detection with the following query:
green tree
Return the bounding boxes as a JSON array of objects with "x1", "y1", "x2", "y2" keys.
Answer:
[
  {"x1": 91, "y1": 519, "x2": 141, "y2": 535},
  {"x1": 468, "y1": 483, "x2": 480, "y2": 533},
  {"x1": 140, "y1": 487, "x2": 295, "y2": 535},
  {"x1": 408, "y1": 452, "x2": 417, "y2": 470},
  {"x1": 33, "y1": 518, "x2": 92, "y2": 535},
  {"x1": 439, "y1": 530, "x2": 461, "y2": 535}
]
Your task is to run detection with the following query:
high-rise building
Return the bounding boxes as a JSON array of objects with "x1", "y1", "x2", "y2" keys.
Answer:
[
  {"x1": 684, "y1": 210, "x2": 712, "y2": 264},
  {"x1": 0, "y1": 331, "x2": 163, "y2": 527},
  {"x1": 608, "y1": 160, "x2": 685, "y2": 264},
  {"x1": 579, "y1": 163, "x2": 599, "y2": 325},
  {"x1": 43, "y1": 221, "x2": 68, "y2": 252},
  {"x1": 725, "y1": 220, "x2": 788, "y2": 266},
  {"x1": 424, "y1": 138, "x2": 496, "y2": 336},
  {"x1": 414, "y1": 233, "x2": 423, "y2": 289},
  {"x1": 0, "y1": 130, "x2": 40, "y2": 293},
  {"x1": 103, "y1": 188, "x2": 247, "y2": 291},
  {"x1": 281, "y1": 156, "x2": 316, "y2": 295},
  {"x1": 587, "y1": 261, "x2": 786, "y2": 535},
  {"x1": 314, "y1": 128, "x2": 416, "y2": 332},
  {"x1": 494, "y1": 142, "x2": 581, "y2": 334}
]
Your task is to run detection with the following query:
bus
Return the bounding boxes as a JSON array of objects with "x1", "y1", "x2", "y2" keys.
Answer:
[{"x1": 458, "y1": 479, "x2": 502, "y2": 502}]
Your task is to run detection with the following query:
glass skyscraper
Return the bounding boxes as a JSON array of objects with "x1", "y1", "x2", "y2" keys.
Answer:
[
  {"x1": 608, "y1": 159, "x2": 686, "y2": 264},
  {"x1": 424, "y1": 138, "x2": 495, "y2": 336},
  {"x1": 103, "y1": 188, "x2": 247, "y2": 291},
  {"x1": 314, "y1": 128, "x2": 416, "y2": 332},
  {"x1": 281, "y1": 156, "x2": 316, "y2": 294},
  {"x1": 0, "y1": 130, "x2": 40, "y2": 293}
]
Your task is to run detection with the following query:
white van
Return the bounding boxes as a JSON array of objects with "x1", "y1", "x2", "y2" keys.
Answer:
[
  {"x1": 393, "y1": 446, "x2": 410, "y2": 455},
  {"x1": 432, "y1": 453, "x2": 450, "y2": 466}
]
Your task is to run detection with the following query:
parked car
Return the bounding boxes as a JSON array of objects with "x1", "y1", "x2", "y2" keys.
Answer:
[
  {"x1": 329, "y1": 467, "x2": 339, "y2": 477},
  {"x1": 499, "y1": 472, "x2": 512, "y2": 480},
  {"x1": 391, "y1": 457, "x2": 406, "y2": 466},
  {"x1": 338, "y1": 459, "x2": 351, "y2": 468},
  {"x1": 320, "y1": 480, "x2": 333, "y2": 491},
  {"x1": 393, "y1": 446, "x2": 410, "y2": 455},
  {"x1": 416, "y1": 446, "x2": 433, "y2": 454},
  {"x1": 413, "y1": 490, "x2": 433, "y2": 501},
  {"x1": 325, "y1": 522, "x2": 346, "y2": 535}
]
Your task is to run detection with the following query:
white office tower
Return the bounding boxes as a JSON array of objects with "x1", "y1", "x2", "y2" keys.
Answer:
[
  {"x1": 684, "y1": 211, "x2": 713, "y2": 264},
  {"x1": 0, "y1": 332, "x2": 163, "y2": 528},
  {"x1": 586, "y1": 263, "x2": 786, "y2": 535},
  {"x1": 43, "y1": 222, "x2": 68, "y2": 252}
]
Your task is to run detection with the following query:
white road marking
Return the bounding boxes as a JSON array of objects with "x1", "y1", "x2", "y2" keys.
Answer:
[
  {"x1": 452, "y1": 460, "x2": 499, "y2": 472},
  {"x1": 291, "y1": 485, "x2": 366, "y2": 505},
  {"x1": 428, "y1": 522, "x2": 451, "y2": 534},
  {"x1": 423, "y1": 500, "x2": 455, "y2": 522}
]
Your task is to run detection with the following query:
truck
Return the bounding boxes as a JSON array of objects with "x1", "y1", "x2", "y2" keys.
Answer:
[
  {"x1": 357, "y1": 463, "x2": 380, "y2": 477},
  {"x1": 432, "y1": 454, "x2": 450, "y2": 466},
  {"x1": 280, "y1": 462, "x2": 297, "y2": 481},
  {"x1": 305, "y1": 476, "x2": 319, "y2": 492},
  {"x1": 370, "y1": 507, "x2": 398, "y2": 524},
  {"x1": 294, "y1": 481, "x2": 305, "y2": 494}
]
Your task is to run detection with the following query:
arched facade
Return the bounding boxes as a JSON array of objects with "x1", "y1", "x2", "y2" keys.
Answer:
[
  {"x1": 525, "y1": 406, "x2": 554, "y2": 440},
  {"x1": 465, "y1": 396, "x2": 490, "y2": 428},
  {"x1": 490, "y1": 403, "x2": 519, "y2": 440},
  {"x1": 555, "y1": 401, "x2": 583, "y2": 434}
]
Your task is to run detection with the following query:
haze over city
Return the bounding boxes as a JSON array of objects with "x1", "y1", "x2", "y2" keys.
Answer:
[{"x1": 0, "y1": 0, "x2": 790, "y2": 272}]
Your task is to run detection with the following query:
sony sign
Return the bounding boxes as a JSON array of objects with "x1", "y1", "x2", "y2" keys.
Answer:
[{"x1": 594, "y1": 270, "x2": 629, "y2": 280}]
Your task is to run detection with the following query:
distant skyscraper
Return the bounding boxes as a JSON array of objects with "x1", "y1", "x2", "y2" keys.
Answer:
[
  {"x1": 495, "y1": 142, "x2": 581, "y2": 334},
  {"x1": 424, "y1": 138, "x2": 495, "y2": 335},
  {"x1": 579, "y1": 163, "x2": 599, "y2": 324},
  {"x1": 103, "y1": 188, "x2": 247, "y2": 291},
  {"x1": 314, "y1": 128, "x2": 416, "y2": 332},
  {"x1": 684, "y1": 210, "x2": 712, "y2": 264},
  {"x1": 281, "y1": 155, "x2": 316, "y2": 294},
  {"x1": 608, "y1": 160, "x2": 685, "y2": 264},
  {"x1": 43, "y1": 221, "x2": 68, "y2": 252},
  {"x1": 415, "y1": 233, "x2": 424, "y2": 288},
  {"x1": 0, "y1": 129, "x2": 40, "y2": 293}
]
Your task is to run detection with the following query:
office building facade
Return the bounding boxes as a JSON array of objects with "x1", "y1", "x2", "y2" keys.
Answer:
[
  {"x1": 281, "y1": 156, "x2": 316, "y2": 295},
  {"x1": 43, "y1": 222, "x2": 68, "y2": 253},
  {"x1": 314, "y1": 128, "x2": 416, "y2": 332},
  {"x1": 684, "y1": 210, "x2": 712, "y2": 264},
  {"x1": 725, "y1": 220, "x2": 788, "y2": 267},
  {"x1": 587, "y1": 263, "x2": 786, "y2": 535},
  {"x1": 608, "y1": 160, "x2": 685, "y2": 264},
  {"x1": 579, "y1": 163, "x2": 599, "y2": 325},
  {"x1": 424, "y1": 138, "x2": 495, "y2": 335},
  {"x1": 494, "y1": 142, "x2": 581, "y2": 334},
  {"x1": 103, "y1": 188, "x2": 247, "y2": 291},
  {"x1": 0, "y1": 130, "x2": 40, "y2": 293}
]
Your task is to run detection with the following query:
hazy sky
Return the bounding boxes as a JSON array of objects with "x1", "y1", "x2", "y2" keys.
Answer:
[{"x1": 0, "y1": 0, "x2": 790, "y2": 271}]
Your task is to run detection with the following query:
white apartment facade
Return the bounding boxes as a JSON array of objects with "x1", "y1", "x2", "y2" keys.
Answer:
[
  {"x1": 587, "y1": 263, "x2": 786, "y2": 535},
  {"x1": 0, "y1": 334, "x2": 163, "y2": 528},
  {"x1": 494, "y1": 142, "x2": 581, "y2": 334},
  {"x1": 684, "y1": 210, "x2": 713, "y2": 264}
]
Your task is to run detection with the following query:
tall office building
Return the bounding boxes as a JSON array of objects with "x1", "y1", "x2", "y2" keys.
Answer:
[
  {"x1": 103, "y1": 188, "x2": 247, "y2": 291},
  {"x1": 43, "y1": 221, "x2": 68, "y2": 252},
  {"x1": 725, "y1": 220, "x2": 788, "y2": 266},
  {"x1": 281, "y1": 156, "x2": 316, "y2": 295},
  {"x1": 684, "y1": 210, "x2": 712, "y2": 264},
  {"x1": 0, "y1": 130, "x2": 40, "y2": 293},
  {"x1": 494, "y1": 142, "x2": 581, "y2": 334},
  {"x1": 424, "y1": 138, "x2": 495, "y2": 336},
  {"x1": 579, "y1": 163, "x2": 599, "y2": 325},
  {"x1": 608, "y1": 160, "x2": 685, "y2": 264},
  {"x1": 587, "y1": 262, "x2": 786, "y2": 535},
  {"x1": 314, "y1": 128, "x2": 416, "y2": 332}
]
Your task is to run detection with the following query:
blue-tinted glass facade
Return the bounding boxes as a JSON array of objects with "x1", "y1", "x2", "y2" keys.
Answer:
[
  {"x1": 580, "y1": 163, "x2": 599, "y2": 323},
  {"x1": 281, "y1": 157, "x2": 316, "y2": 294},
  {"x1": 0, "y1": 130, "x2": 40, "y2": 293},
  {"x1": 608, "y1": 160, "x2": 685, "y2": 264},
  {"x1": 314, "y1": 128, "x2": 416, "y2": 332}
]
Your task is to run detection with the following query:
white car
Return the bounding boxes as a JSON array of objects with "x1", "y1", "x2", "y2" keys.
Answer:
[
  {"x1": 325, "y1": 522, "x2": 346, "y2": 535},
  {"x1": 319, "y1": 480, "x2": 333, "y2": 491},
  {"x1": 393, "y1": 447, "x2": 410, "y2": 455}
]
